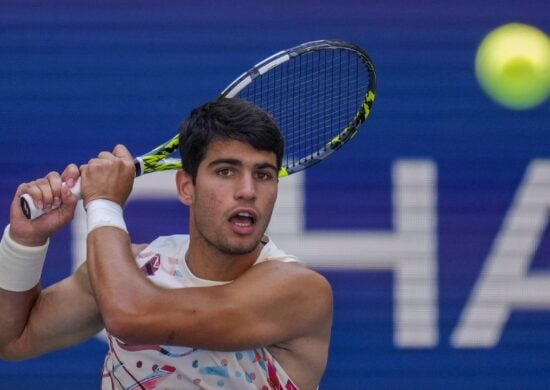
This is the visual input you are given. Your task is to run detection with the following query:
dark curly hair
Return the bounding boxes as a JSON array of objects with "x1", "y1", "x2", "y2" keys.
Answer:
[{"x1": 178, "y1": 98, "x2": 284, "y2": 183}]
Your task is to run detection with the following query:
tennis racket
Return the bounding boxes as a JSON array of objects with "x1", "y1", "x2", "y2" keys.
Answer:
[{"x1": 21, "y1": 39, "x2": 376, "y2": 220}]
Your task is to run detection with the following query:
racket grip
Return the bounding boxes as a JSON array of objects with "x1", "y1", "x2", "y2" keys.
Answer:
[{"x1": 20, "y1": 179, "x2": 82, "y2": 220}]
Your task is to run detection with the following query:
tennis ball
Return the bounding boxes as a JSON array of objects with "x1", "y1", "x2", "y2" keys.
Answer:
[{"x1": 475, "y1": 23, "x2": 550, "y2": 110}]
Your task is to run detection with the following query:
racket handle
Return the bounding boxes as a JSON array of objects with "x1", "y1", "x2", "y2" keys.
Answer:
[{"x1": 20, "y1": 179, "x2": 82, "y2": 220}]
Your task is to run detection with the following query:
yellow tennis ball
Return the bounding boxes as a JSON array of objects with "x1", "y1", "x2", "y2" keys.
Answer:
[{"x1": 475, "y1": 23, "x2": 550, "y2": 110}]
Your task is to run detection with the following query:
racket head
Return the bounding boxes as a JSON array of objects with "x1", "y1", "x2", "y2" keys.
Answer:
[
  {"x1": 135, "y1": 39, "x2": 376, "y2": 178},
  {"x1": 220, "y1": 39, "x2": 376, "y2": 176}
]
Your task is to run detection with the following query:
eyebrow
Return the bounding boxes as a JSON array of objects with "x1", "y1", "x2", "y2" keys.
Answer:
[{"x1": 208, "y1": 158, "x2": 278, "y2": 172}]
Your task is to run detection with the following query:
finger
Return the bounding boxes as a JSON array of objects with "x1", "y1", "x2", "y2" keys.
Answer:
[
  {"x1": 35, "y1": 177, "x2": 55, "y2": 210},
  {"x1": 113, "y1": 144, "x2": 133, "y2": 159},
  {"x1": 98, "y1": 151, "x2": 116, "y2": 160},
  {"x1": 46, "y1": 171, "x2": 64, "y2": 209},
  {"x1": 16, "y1": 181, "x2": 44, "y2": 210},
  {"x1": 85, "y1": 158, "x2": 104, "y2": 170},
  {"x1": 61, "y1": 163, "x2": 80, "y2": 188},
  {"x1": 15, "y1": 180, "x2": 34, "y2": 198}
]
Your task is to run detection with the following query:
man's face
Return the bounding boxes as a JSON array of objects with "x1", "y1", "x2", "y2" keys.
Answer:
[{"x1": 184, "y1": 139, "x2": 279, "y2": 256}]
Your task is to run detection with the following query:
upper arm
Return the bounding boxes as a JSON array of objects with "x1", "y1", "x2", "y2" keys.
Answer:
[
  {"x1": 215, "y1": 261, "x2": 333, "y2": 349},
  {"x1": 113, "y1": 261, "x2": 333, "y2": 351},
  {"x1": 4, "y1": 262, "x2": 103, "y2": 360}
]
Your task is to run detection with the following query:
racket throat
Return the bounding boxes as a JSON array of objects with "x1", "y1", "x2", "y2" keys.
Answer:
[{"x1": 134, "y1": 157, "x2": 145, "y2": 177}]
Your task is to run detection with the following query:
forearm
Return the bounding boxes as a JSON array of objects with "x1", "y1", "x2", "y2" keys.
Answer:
[
  {"x1": 0, "y1": 272, "x2": 103, "y2": 361},
  {"x1": 0, "y1": 225, "x2": 103, "y2": 360},
  {"x1": 0, "y1": 286, "x2": 40, "y2": 358},
  {"x1": 0, "y1": 278, "x2": 103, "y2": 361},
  {"x1": 0, "y1": 225, "x2": 46, "y2": 358},
  {"x1": 0, "y1": 164, "x2": 95, "y2": 360},
  {"x1": 87, "y1": 227, "x2": 159, "y2": 338},
  {"x1": 86, "y1": 227, "x2": 209, "y2": 346}
]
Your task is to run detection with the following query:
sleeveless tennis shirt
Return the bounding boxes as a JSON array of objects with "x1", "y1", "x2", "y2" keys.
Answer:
[{"x1": 100, "y1": 235, "x2": 300, "y2": 390}]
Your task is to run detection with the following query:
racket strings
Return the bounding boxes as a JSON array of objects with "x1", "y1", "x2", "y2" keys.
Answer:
[{"x1": 235, "y1": 48, "x2": 371, "y2": 170}]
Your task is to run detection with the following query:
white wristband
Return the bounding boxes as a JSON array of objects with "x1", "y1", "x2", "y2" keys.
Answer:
[
  {"x1": 0, "y1": 225, "x2": 49, "y2": 292},
  {"x1": 86, "y1": 199, "x2": 128, "y2": 235}
]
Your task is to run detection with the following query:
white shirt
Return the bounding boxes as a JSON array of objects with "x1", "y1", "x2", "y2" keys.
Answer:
[{"x1": 100, "y1": 235, "x2": 300, "y2": 390}]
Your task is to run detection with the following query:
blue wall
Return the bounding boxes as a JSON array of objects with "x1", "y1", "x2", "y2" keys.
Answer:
[{"x1": 1, "y1": 1, "x2": 549, "y2": 388}]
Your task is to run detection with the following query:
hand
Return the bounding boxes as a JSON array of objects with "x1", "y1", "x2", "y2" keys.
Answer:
[
  {"x1": 80, "y1": 144, "x2": 135, "y2": 208},
  {"x1": 9, "y1": 164, "x2": 80, "y2": 246}
]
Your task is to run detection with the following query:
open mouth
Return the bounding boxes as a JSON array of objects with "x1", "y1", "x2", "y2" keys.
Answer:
[{"x1": 229, "y1": 211, "x2": 256, "y2": 228}]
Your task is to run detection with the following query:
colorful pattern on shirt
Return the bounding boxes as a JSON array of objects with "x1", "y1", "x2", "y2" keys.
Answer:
[{"x1": 101, "y1": 234, "x2": 299, "y2": 390}]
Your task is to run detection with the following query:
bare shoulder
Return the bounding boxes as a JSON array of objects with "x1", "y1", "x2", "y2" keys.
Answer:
[
  {"x1": 245, "y1": 260, "x2": 331, "y2": 296},
  {"x1": 236, "y1": 260, "x2": 333, "y2": 328}
]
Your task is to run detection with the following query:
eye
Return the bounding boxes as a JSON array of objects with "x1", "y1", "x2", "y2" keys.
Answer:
[
  {"x1": 217, "y1": 168, "x2": 233, "y2": 177},
  {"x1": 256, "y1": 171, "x2": 274, "y2": 181}
]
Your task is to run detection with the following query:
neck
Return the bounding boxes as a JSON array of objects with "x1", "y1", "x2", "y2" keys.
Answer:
[{"x1": 184, "y1": 237, "x2": 262, "y2": 282}]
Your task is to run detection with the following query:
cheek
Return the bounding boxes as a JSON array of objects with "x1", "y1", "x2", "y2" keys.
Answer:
[
  {"x1": 195, "y1": 187, "x2": 225, "y2": 217},
  {"x1": 262, "y1": 187, "x2": 278, "y2": 211}
]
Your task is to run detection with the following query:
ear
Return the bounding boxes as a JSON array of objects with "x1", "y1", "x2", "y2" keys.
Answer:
[{"x1": 176, "y1": 170, "x2": 194, "y2": 206}]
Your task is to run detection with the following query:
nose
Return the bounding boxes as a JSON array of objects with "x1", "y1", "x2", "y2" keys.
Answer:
[{"x1": 235, "y1": 173, "x2": 256, "y2": 200}]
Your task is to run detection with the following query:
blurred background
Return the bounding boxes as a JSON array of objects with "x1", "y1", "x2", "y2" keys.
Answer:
[{"x1": 1, "y1": 0, "x2": 549, "y2": 388}]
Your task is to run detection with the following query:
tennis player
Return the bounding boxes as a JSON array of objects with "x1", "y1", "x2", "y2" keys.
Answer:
[{"x1": 0, "y1": 98, "x2": 333, "y2": 390}]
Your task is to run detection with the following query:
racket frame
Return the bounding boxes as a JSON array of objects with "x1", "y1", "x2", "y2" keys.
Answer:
[{"x1": 21, "y1": 39, "x2": 376, "y2": 220}]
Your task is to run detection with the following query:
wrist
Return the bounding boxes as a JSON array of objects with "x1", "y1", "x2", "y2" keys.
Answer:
[
  {"x1": 86, "y1": 199, "x2": 128, "y2": 235},
  {"x1": 8, "y1": 228, "x2": 48, "y2": 247},
  {"x1": 0, "y1": 225, "x2": 49, "y2": 292}
]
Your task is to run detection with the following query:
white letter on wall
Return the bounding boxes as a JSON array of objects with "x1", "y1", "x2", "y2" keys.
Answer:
[
  {"x1": 269, "y1": 160, "x2": 438, "y2": 347},
  {"x1": 452, "y1": 160, "x2": 550, "y2": 348}
]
